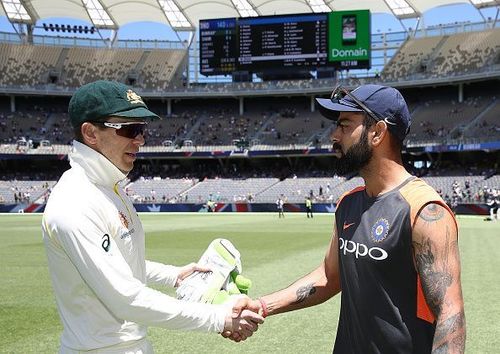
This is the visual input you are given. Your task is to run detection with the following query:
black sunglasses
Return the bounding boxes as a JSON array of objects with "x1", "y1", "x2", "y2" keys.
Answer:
[
  {"x1": 330, "y1": 86, "x2": 396, "y2": 126},
  {"x1": 93, "y1": 121, "x2": 147, "y2": 139}
]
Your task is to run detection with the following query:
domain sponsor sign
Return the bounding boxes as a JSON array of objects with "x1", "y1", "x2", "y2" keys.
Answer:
[{"x1": 328, "y1": 10, "x2": 371, "y2": 69}]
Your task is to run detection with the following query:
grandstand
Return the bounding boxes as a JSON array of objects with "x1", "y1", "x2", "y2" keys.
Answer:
[
  {"x1": 382, "y1": 27, "x2": 500, "y2": 81},
  {"x1": 0, "y1": 0, "x2": 498, "y2": 214}
]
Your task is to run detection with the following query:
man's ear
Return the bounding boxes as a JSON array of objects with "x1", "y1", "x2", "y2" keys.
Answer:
[
  {"x1": 371, "y1": 121, "x2": 389, "y2": 147},
  {"x1": 81, "y1": 122, "x2": 98, "y2": 146}
]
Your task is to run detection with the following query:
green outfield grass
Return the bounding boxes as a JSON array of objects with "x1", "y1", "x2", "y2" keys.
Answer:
[{"x1": 0, "y1": 213, "x2": 499, "y2": 353}]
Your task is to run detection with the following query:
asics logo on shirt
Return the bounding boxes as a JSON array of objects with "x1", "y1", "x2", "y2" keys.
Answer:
[
  {"x1": 339, "y1": 237, "x2": 388, "y2": 261},
  {"x1": 102, "y1": 234, "x2": 110, "y2": 252}
]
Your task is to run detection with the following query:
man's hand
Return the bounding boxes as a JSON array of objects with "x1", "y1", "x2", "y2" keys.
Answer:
[
  {"x1": 230, "y1": 296, "x2": 263, "y2": 317},
  {"x1": 174, "y1": 262, "x2": 211, "y2": 287},
  {"x1": 221, "y1": 297, "x2": 264, "y2": 342}
]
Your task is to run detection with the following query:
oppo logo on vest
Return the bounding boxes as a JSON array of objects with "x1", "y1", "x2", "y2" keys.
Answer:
[{"x1": 339, "y1": 237, "x2": 388, "y2": 261}]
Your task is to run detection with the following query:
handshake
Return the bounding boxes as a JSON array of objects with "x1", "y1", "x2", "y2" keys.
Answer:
[
  {"x1": 175, "y1": 239, "x2": 267, "y2": 342},
  {"x1": 222, "y1": 296, "x2": 265, "y2": 342}
]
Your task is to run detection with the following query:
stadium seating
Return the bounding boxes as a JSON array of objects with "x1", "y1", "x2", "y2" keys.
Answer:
[
  {"x1": 382, "y1": 36, "x2": 444, "y2": 81},
  {"x1": 0, "y1": 180, "x2": 56, "y2": 204},
  {"x1": 185, "y1": 178, "x2": 280, "y2": 203},
  {"x1": 382, "y1": 28, "x2": 500, "y2": 81},
  {"x1": 428, "y1": 28, "x2": 500, "y2": 77},
  {"x1": 255, "y1": 176, "x2": 345, "y2": 202},
  {"x1": 62, "y1": 47, "x2": 143, "y2": 87},
  {"x1": 0, "y1": 42, "x2": 187, "y2": 89},
  {"x1": 138, "y1": 50, "x2": 187, "y2": 91},
  {"x1": 2, "y1": 91, "x2": 498, "y2": 146},
  {"x1": 0, "y1": 43, "x2": 62, "y2": 87},
  {"x1": 125, "y1": 177, "x2": 198, "y2": 203},
  {"x1": 407, "y1": 94, "x2": 494, "y2": 141},
  {"x1": 0, "y1": 27, "x2": 498, "y2": 210},
  {"x1": 464, "y1": 98, "x2": 500, "y2": 138}
]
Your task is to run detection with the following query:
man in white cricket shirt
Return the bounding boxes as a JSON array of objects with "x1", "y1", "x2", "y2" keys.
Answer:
[{"x1": 42, "y1": 80, "x2": 263, "y2": 353}]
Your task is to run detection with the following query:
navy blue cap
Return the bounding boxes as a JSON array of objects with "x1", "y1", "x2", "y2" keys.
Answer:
[{"x1": 316, "y1": 84, "x2": 411, "y2": 141}]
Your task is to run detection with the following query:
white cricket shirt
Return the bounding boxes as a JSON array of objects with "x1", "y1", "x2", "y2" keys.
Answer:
[{"x1": 42, "y1": 141, "x2": 226, "y2": 352}]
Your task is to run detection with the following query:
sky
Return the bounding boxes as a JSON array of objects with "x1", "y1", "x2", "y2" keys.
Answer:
[{"x1": 0, "y1": 3, "x2": 498, "y2": 42}]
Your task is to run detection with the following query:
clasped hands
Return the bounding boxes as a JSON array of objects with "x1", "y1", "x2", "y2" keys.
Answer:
[
  {"x1": 222, "y1": 297, "x2": 264, "y2": 342},
  {"x1": 175, "y1": 263, "x2": 264, "y2": 342}
]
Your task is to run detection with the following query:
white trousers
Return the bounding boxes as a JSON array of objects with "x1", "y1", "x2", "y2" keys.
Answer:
[{"x1": 490, "y1": 206, "x2": 499, "y2": 221}]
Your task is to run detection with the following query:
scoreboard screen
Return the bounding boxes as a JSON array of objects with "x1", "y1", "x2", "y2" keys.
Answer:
[
  {"x1": 238, "y1": 14, "x2": 328, "y2": 71},
  {"x1": 199, "y1": 10, "x2": 370, "y2": 75},
  {"x1": 199, "y1": 18, "x2": 237, "y2": 75}
]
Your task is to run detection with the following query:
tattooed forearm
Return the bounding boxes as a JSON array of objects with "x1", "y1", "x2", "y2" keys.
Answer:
[
  {"x1": 414, "y1": 202, "x2": 465, "y2": 353},
  {"x1": 295, "y1": 283, "x2": 316, "y2": 303},
  {"x1": 433, "y1": 311, "x2": 466, "y2": 344},
  {"x1": 414, "y1": 237, "x2": 452, "y2": 315},
  {"x1": 432, "y1": 311, "x2": 466, "y2": 354},
  {"x1": 419, "y1": 203, "x2": 445, "y2": 223}
]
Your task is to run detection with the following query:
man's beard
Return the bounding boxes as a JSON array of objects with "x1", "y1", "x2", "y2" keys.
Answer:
[{"x1": 333, "y1": 128, "x2": 373, "y2": 176}]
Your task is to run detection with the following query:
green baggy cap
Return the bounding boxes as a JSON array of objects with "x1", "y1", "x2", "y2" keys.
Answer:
[{"x1": 68, "y1": 80, "x2": 160, "y2": 127}]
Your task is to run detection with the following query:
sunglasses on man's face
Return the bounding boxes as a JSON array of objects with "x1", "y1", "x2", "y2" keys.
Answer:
[{"x1": 93, "y1": 121, "x2": 147, "y2": 139}]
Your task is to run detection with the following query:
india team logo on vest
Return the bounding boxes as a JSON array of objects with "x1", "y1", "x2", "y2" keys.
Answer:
[{"x1": 371, "y1": 218, "x2": 390, "y2": 243}]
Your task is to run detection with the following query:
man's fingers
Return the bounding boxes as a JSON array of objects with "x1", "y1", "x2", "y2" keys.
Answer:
[
  {"x1": 240, "y1": 319, "x2": 258, "y2": 333},
  {"x1": 236, "y1": 326, "x2": 253, "y2": 339},
  {"x1": 193, "y1": 264, "x2": 212, "y2": 273},
  {"x1": 241, "y1": 309, "x2": 265, "y2": 324},
  {"x1": 230, "y1": 331, "x2": 244, "y2": 342},
  {"x1": 231, "y1": 296, "x2": 250, "y2": 318}
]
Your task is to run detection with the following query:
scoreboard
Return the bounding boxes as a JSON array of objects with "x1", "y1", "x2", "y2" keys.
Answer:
[
  {"x1": 200, "y1": 10, "x2": 371, "y2": 75},
  {"x1": 199, "y1": 18, "x2": 237, "y2": 75},
  {"x1": 237, "y1": 14, "x2": 328, "y2": 71}
]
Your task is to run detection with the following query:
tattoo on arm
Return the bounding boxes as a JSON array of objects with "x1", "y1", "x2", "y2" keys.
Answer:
[
  {"x1": 295, "y1": 283, "x2": 316, "y2": 303},
  {"x1": 415, "y1": 203, "x2": 465, "y2": 353},
  {"x1": 432, "y1": 311, "x2": 466, "y2": 353},
  {"x1": 414, "y1": 231, "x2": 452, "y2": 315},
  {"x1": 419, "y1": 203, "x2": 445, "y2": 223},
  {"x1": 414, "y1": 204, "x2": 453, "y2": 315}
]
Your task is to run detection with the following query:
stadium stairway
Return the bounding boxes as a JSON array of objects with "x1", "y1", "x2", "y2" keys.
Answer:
[
  {"x1": 183, "y1": 113, "x2": 209, "y2": 144},
  {"x1": 462, "y1": 98, "x2": 498, "y2": 134},
  {"x1": 421, "y1": 35, "x2": 449, "y2": 74},
  {"x1": 178, "y1": 182, "x2": 203, "y2": 201},
  {"x1": 253, "y1": 179, "x2": 283, "y2": 200},
  {"x1": 55, "y1": 48, "x2": 70, "y2": 74},
  {"x1": 314, "y1": 124, "x2": 333, "y2": 144},
  {"x1": 42, "y1": 112, "x2": 59, "y2": 135},
  {"x1": 446, "y1": 97, "x2": 496, "y2": 139},
  {"x1": 130, "y1": 51, "x2": 150, "y2": 86},
  {"x1": 248, "y1": 112, "x2": 280, "y2": 144}
]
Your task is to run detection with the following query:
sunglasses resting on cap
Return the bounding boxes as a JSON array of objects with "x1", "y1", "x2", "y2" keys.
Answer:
[{"x1": 316, "y1": 84, "x2": 412, "y2": 141}]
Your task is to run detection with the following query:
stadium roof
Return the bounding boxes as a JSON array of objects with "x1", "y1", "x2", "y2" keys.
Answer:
[{"x1": 0, "y1": 0, "x2": 494, "y2": 31}]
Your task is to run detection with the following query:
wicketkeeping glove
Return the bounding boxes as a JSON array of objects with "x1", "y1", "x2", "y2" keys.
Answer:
[{"x1": 176, "y1": 238, "x2": 252, "y2": 304}]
